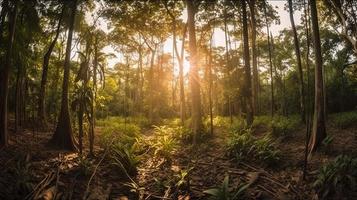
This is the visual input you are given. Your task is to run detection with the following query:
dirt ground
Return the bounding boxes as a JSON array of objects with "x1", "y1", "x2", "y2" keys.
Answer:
[{"x1": 0, "y1": 122, "x2": 356, "y2": 200}]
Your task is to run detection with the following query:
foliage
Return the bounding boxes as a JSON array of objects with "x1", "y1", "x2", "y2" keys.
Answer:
[
  {"x1": 99, "y1": 117, "x2": 141, "y2": 147},
  {"x1": 253, "y1": 115, "x2": 299, "y2": 138},
  {"x1": 203, "y1": 175, "x2": 248, "y2": 200},
  {"x1": 227, "y1": 128, "x2": 280, "y2": 166},
  {"x1": 77, "y1": 156, "x2": 93, "y2": 177},
  {"x1": 13, "y1": 154, "x2": 33, "y2": 195},
  {"x1": 314, "y1": 155, "x2": 357, "y2": 199},
  {"x1": 111, "y1": 144, "x2": 141, "y2": 175},
  {"x1": 175, "y1": 167, "x2": 193, "y2": 189},
  {"x1": 331, "y1": 111, "x2": 357, "y2": 129},
  {"x1": 151, "y1": 125, "x2": 178, "y2": 161}
]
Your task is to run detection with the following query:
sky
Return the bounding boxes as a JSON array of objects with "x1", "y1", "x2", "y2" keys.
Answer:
[{"x1": 92, "y1": 1, "x2": 303, "y2": 69}]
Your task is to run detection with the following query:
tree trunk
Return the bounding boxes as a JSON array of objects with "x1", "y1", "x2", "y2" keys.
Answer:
[
  {"x1": 50, "y1": 0, "x2": 77, "y2": 151},
  {"x1": 248, "y1": 0, "x2": 259, "y2": 115},
  {"x1": 264, "y1": 1, "x2": 275, "y2": 117},
  {"x1": 0, "y1": 0, "x2": 17, "y2": 148},
  {"x1": 288, "y1": 0, "x2": 306, "y2": 123},
  {"x1": 38, "y1": 5, "x2": 64, "y2": 128},
  {"x1": 89, "y1": 36, "x2": 99, "y2": 156},
  {"x1": 15, "y1": 62, "x2": 24, "y2": 133},
  {"x1": 187, "y1": 0, "x2": 203, "y2": 144},
  {"x1": 241, "y1": 0, "x2": 253, "y2": 126},
  {"x1": 148, "y1": 47, "x2": 156, "y2": 123},
  {"x1": 309, "y1": 0, "x2": 327, "y2": 154},
  {"x1": 209, "y1": 30, "x2": 214, "y2": 135}
]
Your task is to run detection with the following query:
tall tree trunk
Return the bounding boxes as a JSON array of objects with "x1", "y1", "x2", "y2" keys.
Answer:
[
  {"x1": 187, "y1": 0, "x2": 203, "y2": 144},
  {"x1": 38, "y1": 5, "x2": 64, "y2": 127},
  {"x1": 15, "y1": 62, "x2": 24, "y2": 133},
  {"x1": 288, "y1": 0, "x2": 306, "y2": 123},
  {"x1": 148, "y1": 47, "x2": 156, "y2": 123},
  {"x1": 241, "y1": 0, "x2": 253, "y2": 126},
  {"x1": 51, "y1": 0, "x2": 77, "y2": 151},
  {"x1": 223, "y1": 5, "x2": 233, "y2": 124},
  {"x1": 248, "y1": 0, "x2": 259, "y2": 115},
  {"x1": 0, "y1": 0, "x2": 17, "y2": 148},
  {"x1": 264, "y1": 1, "x2": 275, "y2": 117},
  {"x1": 209, "y1": 30, "x2": 214, "y2": 135},
  {"x1": 89, "y1": 36, "x2": 99, "y2": 156},
  {"x1": 309, "y1": 0, "x2": 327, "y2": 154}
]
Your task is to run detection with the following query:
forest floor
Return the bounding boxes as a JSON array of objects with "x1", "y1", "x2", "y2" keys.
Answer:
[{"x1": 0, "y1": 117, "x2": 357, "y2": 200}]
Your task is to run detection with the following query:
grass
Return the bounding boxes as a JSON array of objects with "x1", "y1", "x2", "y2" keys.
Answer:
[
  {"x1": 253, "y1": 115, "x2": 300, "y2": 138},
  {"x1": 330, "y1": 110, "x2": 357, "y2": 129},
  {"x1": 227, "y1": 127, "x2": 280, "y2": 166},
  {"x1": 314, "y1": 155, "x2": 357, "y2": 199}
]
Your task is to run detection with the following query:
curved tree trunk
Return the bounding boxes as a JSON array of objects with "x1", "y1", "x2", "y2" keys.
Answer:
[
  {"x1": 38, "y1": 5, "x2": 64, "y2": 128},
  {"x1": 288, "y1": 0, "x2": 306, "y2": 123},
  {"x1": 241, "y1": 0, "x2": 253, "y2": 126},
  {"x1": 187, "y1": 0, "x2": 203, "y2": 144},
  {"x1": 309, "y1": 0, "x2": 327, "y2": 154},
  {"x1": 50, "y1": 0, "x2": 77, "y2": 151},
  {"x1": 0, "y1": 0, "x2": 17, "y2": 148}
]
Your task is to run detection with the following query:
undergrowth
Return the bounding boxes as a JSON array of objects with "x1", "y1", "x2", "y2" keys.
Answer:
[
  {"x1": 314, "y1": 155, "x2": 357, "y2": 199},
  {"x1": 227, "y1": 128, "x2": 280, "y2": 167},
  {"x1": 330, "y1": 110, "x2": 357, "y2": 129},
  {"x1": 253, "y1": 115, "x2": 300, "y2": 138}
]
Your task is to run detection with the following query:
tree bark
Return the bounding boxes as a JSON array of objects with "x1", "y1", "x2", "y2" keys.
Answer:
[
  {"x1": 50, "y1": 0, "x2": 78, "y2": 151},
  {"x1": 309, "y1": 0, "x2": 327, "y2": 154},
  {"x1": 264, "y1": 1, "x2": 275, "y2": 117},
  {"x1": 248, "y1": 0, "x2": 259, "y2": 115},
  {"x1": 38, "y1": 5, "x2": 64, "y2": 127},
  {"x1": 0, "y1": 0, "x2": 17, "y2": 148},
  {"x1": 288, "y1": 0, "x2": 306, "y2": 123},
  {"x1": 241, "y1": 0, "x2": 253, "y2": 126},
  {"x1": 187, "y1": 0, "x2": 203, "y2": 144}
]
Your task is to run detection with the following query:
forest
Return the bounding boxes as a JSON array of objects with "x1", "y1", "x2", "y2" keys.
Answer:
[{"x1": 0, "y1": 0, "x2": 357, "y2": 199}]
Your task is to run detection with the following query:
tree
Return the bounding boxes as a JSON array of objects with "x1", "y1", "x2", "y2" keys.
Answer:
[
  {"x1": 187, "y1": 0, "x2": 203, "y2": 144},
  {"x1": 288, "y1": 0, "x2": 305, "y2": 123},
  {"x1": 50, "y1": 0, "x2": 78, "y2": 151},
  {"x1": 0, "y1": 0, "x2": 18, "y2": 148},
  {"x1": 38, "y1": 4, "x2": 64, "y2": 128},
  {"x1": 241, "y1": 0, "x2": 253, "y2": 126},
  {"x1": 309, "y1": 0, "x2": 327, "y2": 153},
  {"x1": 248, "y1": 0, "x2": 259, "y2": 115},
  {"x1": 323, "y1": 0, "x2": 357, "y2": 55},
  {"x1": 264, "y1": 0, "x2": 275, "y2": 117}
]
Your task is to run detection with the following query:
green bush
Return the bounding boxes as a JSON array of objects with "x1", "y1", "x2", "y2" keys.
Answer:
[
  {"x1": 111, "y1": 144, "x2": 141, "y2": 175},
  {"x1": 314, "y1": 155, "x2": 357, "y2": 199},
  {"x1": 227, "y1": 128, "x2": 280, "y2": 166},
  {"x1": 97, "y1": 116, "x2": 150, "y2": 129},
  {"x1": 331, "y1": 111, "x2": 357, "y2": 129},
  {"x1": 100, "y1": 122, "x2": 141, "y2": 147},
  {"x1": 151, "y1": 125, "x2": 178, "y2": 161},
  {"x1": 252, "y1": 115, "x2": 299, "y2": 138},
  {"x1": 203, "y1": 175, "x2": 248, "y2": 200}
]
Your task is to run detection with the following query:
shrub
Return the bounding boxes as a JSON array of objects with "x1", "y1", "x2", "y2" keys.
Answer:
[
  {"x1": 252, "y1": 115, "x2": 299, "y2": 138},
  {"x1": 314, "y1": 155, "x2": 357, "y2": 199},
  {"x1": 111, "y1": 144, "x2": 141, "y2": 176},
  {"x1": 270, "y1": 116, "x2": 299, "y2": 138},
  {"x1": 100, "y1": 122, "x2": 141, "y2": 147},
  {"x1": 151, "y1": 125, "x2": 178, "y2": 161},
  {"x1": 203, "y1": 175, "x2": 248, "y2": 200},
  {"x1": 77, "y1": 157, "x2": 93, "y2": 177},
  {"x1": 227, "y1": 128, "x2": 280, "y2": 166},
  {"x1": 331, "y1": 111, "x2": 357, "y2": 129}
]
